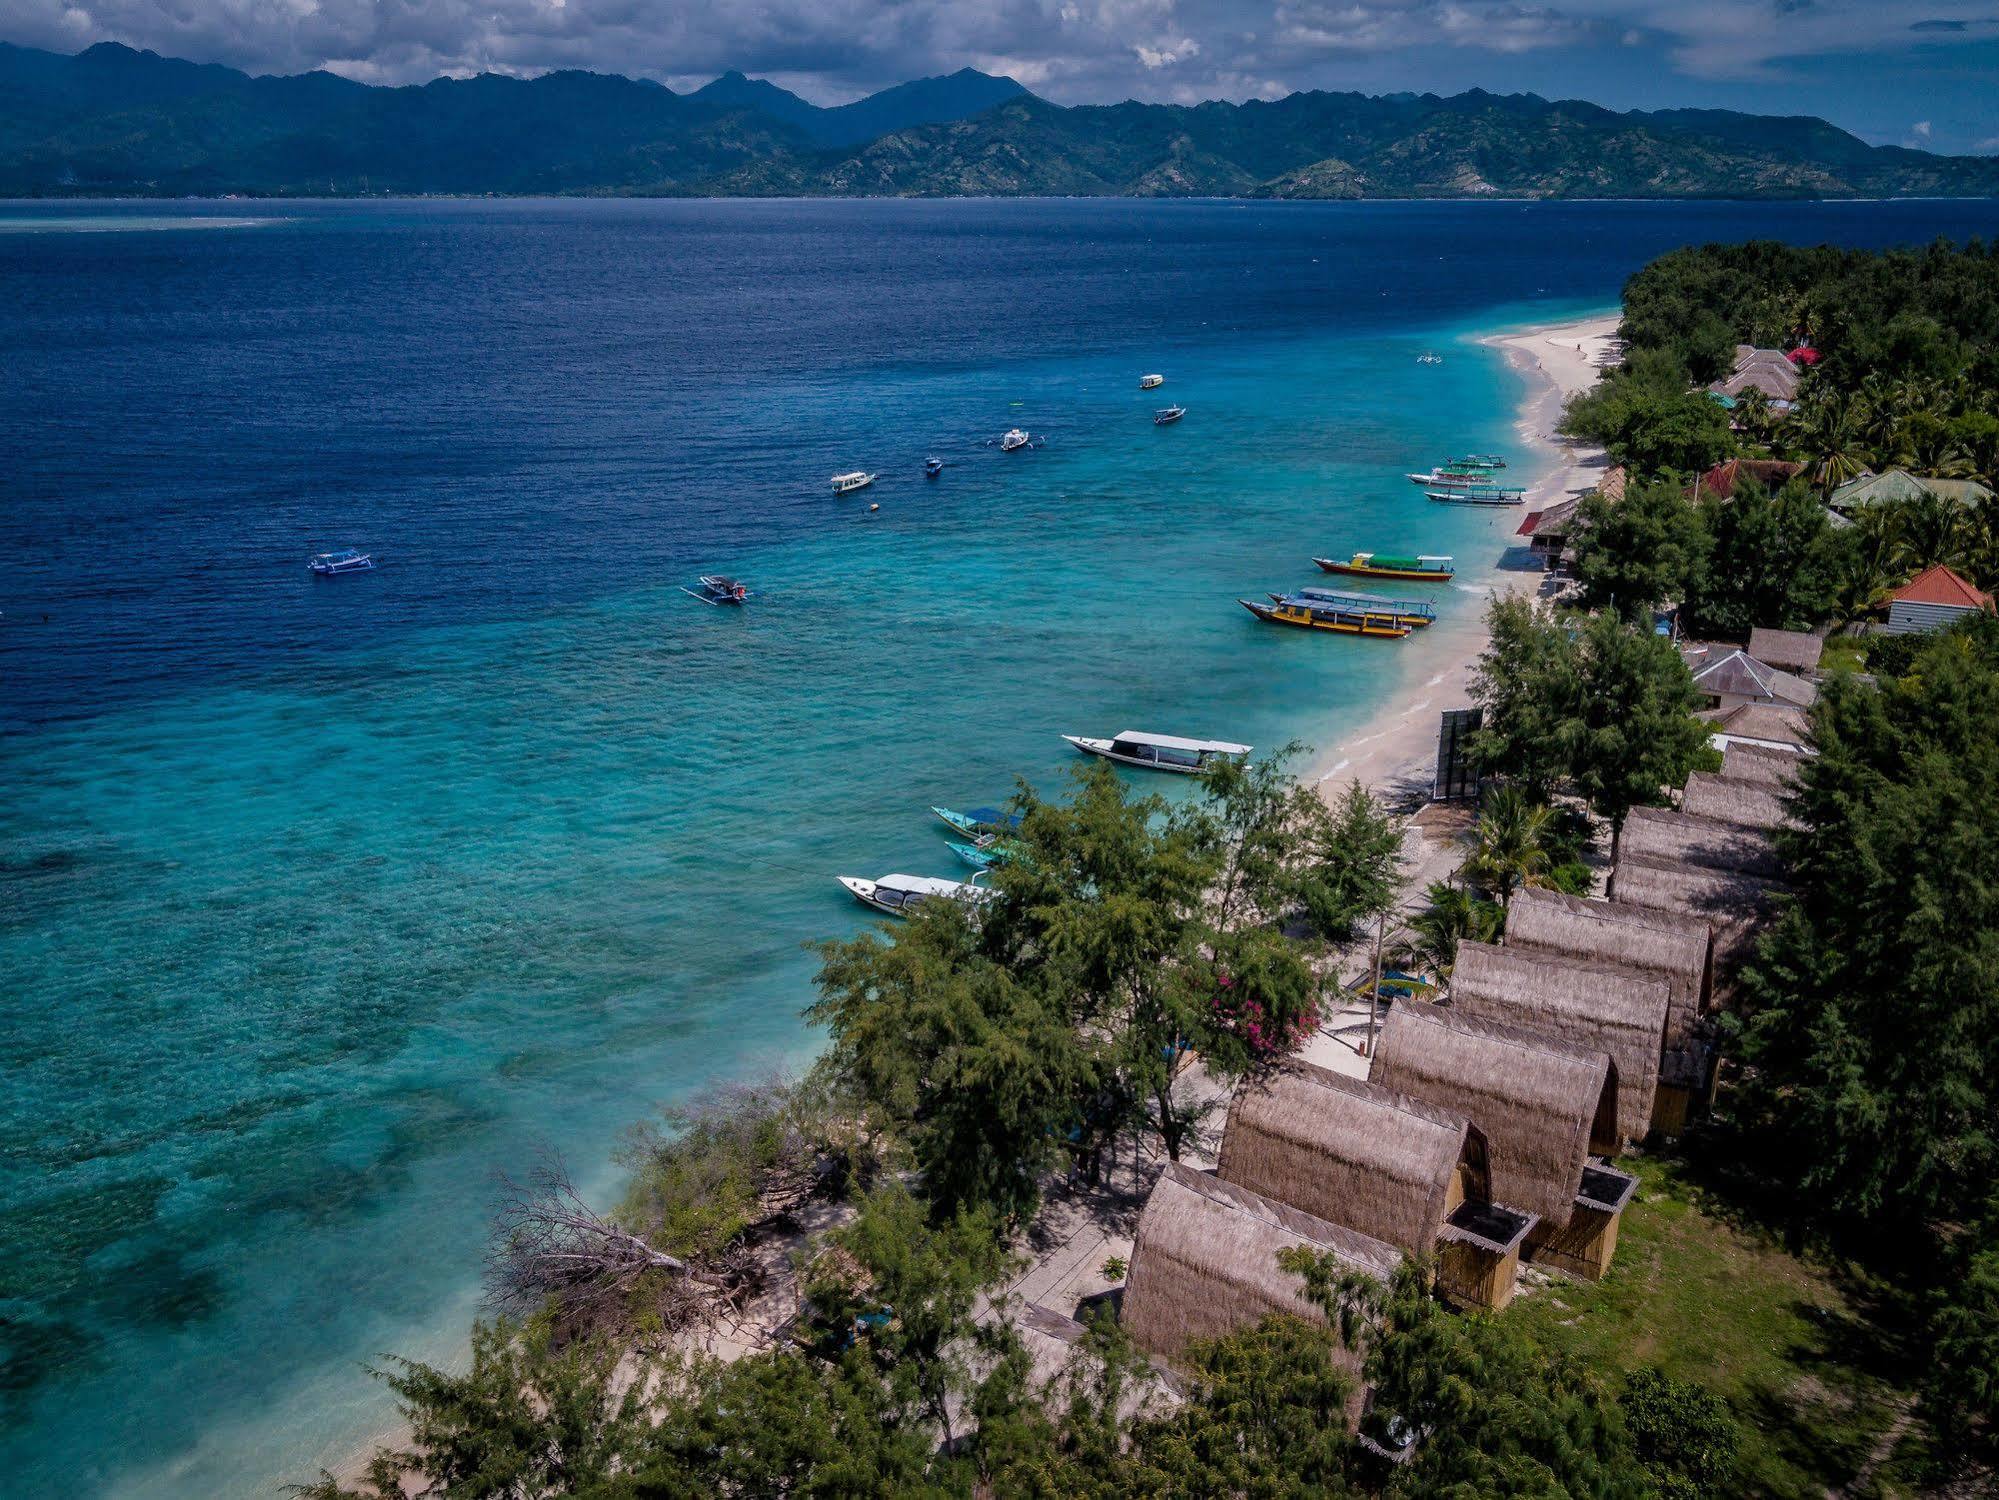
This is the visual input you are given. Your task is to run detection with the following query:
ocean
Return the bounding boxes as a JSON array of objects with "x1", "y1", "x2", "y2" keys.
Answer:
[{"x1": 5, "y1": 196, "x2": 1998, "y2": 1497}]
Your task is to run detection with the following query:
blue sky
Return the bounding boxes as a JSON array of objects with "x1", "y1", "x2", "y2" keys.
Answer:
[{"x1": 4, "y1": 0, "x2": 1996, "y2": 154}]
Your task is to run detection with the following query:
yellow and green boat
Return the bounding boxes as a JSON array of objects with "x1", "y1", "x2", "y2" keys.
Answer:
[
  {"x1": 1240, "y1": 588, "x2": 1431, "y2": 638},
  {"x1": 1314, "y1": 552, "x2": 1455, "y2": 582}
]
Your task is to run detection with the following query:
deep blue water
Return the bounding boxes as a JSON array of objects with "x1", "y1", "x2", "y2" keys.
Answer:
[{"x1": 5, "y1": 196, "x2": 1998, "y2": 1498}]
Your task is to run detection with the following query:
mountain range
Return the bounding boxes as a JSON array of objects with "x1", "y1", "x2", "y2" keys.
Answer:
[{"x1": 4, "y1": 40, "x2": 1997, "y2": 200}]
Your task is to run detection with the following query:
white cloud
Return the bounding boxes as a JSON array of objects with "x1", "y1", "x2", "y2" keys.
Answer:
[{"x1": 1134, "y1": 36, "x2": 1200, "y2": 66}]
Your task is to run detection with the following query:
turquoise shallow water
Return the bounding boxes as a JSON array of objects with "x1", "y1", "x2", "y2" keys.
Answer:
[{"x1": 6, "y1": 197, "x2": 1999, "y2": 1497}]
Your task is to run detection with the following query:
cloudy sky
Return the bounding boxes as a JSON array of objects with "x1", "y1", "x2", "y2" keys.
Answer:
[{"x1": 5, "y1": 0, "x2": 1997, "y2": 153}]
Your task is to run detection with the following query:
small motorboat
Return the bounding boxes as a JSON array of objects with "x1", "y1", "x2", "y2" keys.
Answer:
[
  {"x1": 836, "y1": 872, "x2": 988, "y2": 918},
  {"x1": 1060, "y1": 730, "x2": 1250, "y2": 773},
  {"x1": 1139, "y1": 374, "x2": 1165, "y2": 390},
  {"x1": 681, "y1": 574, "x2": 749, "y2": 605},
  {"x1": 1153, "y1": 405, "x2": 1186, "y2": 425},
  {"x1": 925, "y1": 457, "x2": 944, "y2": 478},
  {"x1": 1315, "y1": 553, "x2": 1455, "y2": 582},
  {"x1": 1240, "y1": 593, "x2": 1413, "y2": 639},
  {"x1": 1291, "y1": 587, "x2": 1434, "y2": 628},
  {"x1": 831, "y1": 471, "x2": 876, "y2": 495},
  {"x1": 931, "y1": 805, "x2": 1023, "y2": 846},
  {"x1": 999, "y1": 428, "x2": 1032, "y2": 452},
  {"x1": 1417, "y1": 351, "x2": 1444, "y2": 365},
  {"x1": 1452, "y1": 454, "x2": 1507, "y2": 469},
  {"x1": 308, "y1": 550, "x2": 375, "y2": 576}
]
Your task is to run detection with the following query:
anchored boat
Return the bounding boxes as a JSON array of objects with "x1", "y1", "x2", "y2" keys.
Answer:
[
  {"x1": 681, "y1": 574, "x2": 750, "y2": 605},
  {"x1": 925, "y1": 457, "x2": 944, "y2": 478},
  {"x1": 1060, "y1": 730, "x2": 1250, "y2": 773},
  {"x1": 1139, "y1": 373, "x2": 1165, "y2": 389},
  {"x1": 1000, "y1": 428, "x2": 1032, "y2": 452},
  {"x1": 1239, "y1": 591, "x2": 1415, "y2": 638},
  {"x1": 836, "y1": 872, "x2": 989, "y2": 918},
  {"x1": 1153, "y1": 405, "x2": 1186, "y2": 425},
  {"x1": 931, "y1": 805, "x2": 1024, "y2": 845},
  {"x1": 1315, "y1": 552, "x2": 1455, "y2": 582},
  {"x1": 1426, "y1": 485, "x2": 1524, "y2": 506},
  {"x1": 1452, "y1": 454, "x2": 1507, "y2": 469},
  {"x1": 1292, "y1": 587, "x2": 1433, "y2": 627},
  {"x1": 831, "y1": 471, "x2": 876, "y2": 495},
  {"x1": 308, "y1": 550, "x2": 375, "y2": 575}
]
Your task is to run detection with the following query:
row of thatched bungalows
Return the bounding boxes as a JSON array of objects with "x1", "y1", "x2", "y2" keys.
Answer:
[{"x1": 1118, "y1": 747, "x2": 1805, "y2": 1397}]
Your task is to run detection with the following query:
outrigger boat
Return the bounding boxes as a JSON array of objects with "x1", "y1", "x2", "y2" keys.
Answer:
[
  {"x1": 1290, "y1": 587, "x2": 1434, "y2": 628},
  {"x1": 947, "y1": 839, "x2": 1023, "y2": 871},
  {"x1": 831, "y1": 471, "x2": 876, "y2": 495},
  {"x1": 1452, "y1": 454, "x2": 1506, "y2": 469},
  {"x1": 1407, "y1": 468, "x2": 1495, "y2": 487},
  {"x1": 925, "y1": 457, "x2": 944, "y2": 478},
  {"x1": 1239, "y1": 592, "x2": 1413, "y2": 638},
  {"x1": 308, "y1": 550, "x2": 375, "y2": 575},
  {"x1": 1139, "y1": 373, "x2": 1165, "y2": 390},
  {"x1": 1061, "y1": 730, "x2": 1250, "y2": 773},
  {"x1": 836, "y1": 872, "x2": 989, "y2": 919},
  {"x1": 931, "y1": 805, "x2": 1024, "y2": 845},
  {"x1": 1315, "y1": 552, "x2": 1455, "y2": 582},
  {"x1": 1153, "y1": 405, "x2": 1186, "y2": 425},
  {"x1": 681, "y1": 574, "x2": 750, "y2": 605},
  {"x1": 1426, "y1": 485, "x2": 1524, "y2": 506},
  {"x1": 999, "y1": 428, "x2": 1032, "y2": 452}
]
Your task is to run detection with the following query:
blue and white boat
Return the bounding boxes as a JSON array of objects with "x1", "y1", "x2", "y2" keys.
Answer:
[
  {"x1": 681, "y1": 574, "x2": 750, "y2": 605},
  {"x1": 947, "y1": 840, "x2": 1006, "y2": 871},
  {"x1": 308, "y1": 549, "x2": 375, "y2": 576},
  {"x1": 931, "y1": 805, "x2": 1023, "y2": 844},
  {"x1": 1153, "y1": 405, "x2": 1186, "y2": 425},
  {"x1": 1061, "y1": 730, "x2": 1250, "y2": 773},
  {"x1": 925, "y1": 457, "x2": 944, "y2": 478}
]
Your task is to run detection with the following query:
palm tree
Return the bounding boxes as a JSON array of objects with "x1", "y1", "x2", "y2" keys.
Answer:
[
  {"x1": 1827, "y1": 510, "x2": 1900, "y2": 628},
  {"x1": 1733, "y1": 386, "x2": 1774, "y2": 446},
  {"x1": 1796, "y1": 395, "x2": 1873, "y2": 492},
  {"x1": 1392, "y1": 881, "x2": 1503, "y2": 983},
  {"x1": 1895, "y1": 490, "x2": 1971, "y2": 575},
  {"x1": 1466, "y1": 786, "x2": 1554, "y2": 911}
]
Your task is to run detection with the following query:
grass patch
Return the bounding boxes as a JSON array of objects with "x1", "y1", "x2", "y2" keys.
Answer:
[{"x1": 1505, "y1": 1156, "x2": 1919, "y2": 1499}]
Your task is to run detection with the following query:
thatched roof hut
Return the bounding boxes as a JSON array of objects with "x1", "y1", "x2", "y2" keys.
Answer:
[
  {"x1": 1621, "y1": 805, "x2": 1784, "y2": 879},
  {"x1": 1504, "y1": 885, "x2": 1710, "y2": 1050},
  {"x1": 1610, "y1": 856, "x2": 1787, "y2": 1002},
  {"x1": 1449, "y1": 941, "x2": 1669, "y2": 1146},
  {"x1": 1705, "y1": 701, "x2": 1812, "y2": 753},
  {"x1": 1122, "y1": 1163, "x2": 1400, "y2": 1382},
  {"x1": 1219, "y1": 1062, "x2": 1489, "y2": 1255},
  {"x1": 1681, "y1": 771, "x2": 1797, "y2": 832},
  {"x1": 1372, "y1": 1002, "x2": 1617, "y2": 1232},
  {"x1": 1721, "y1": 741, "x2": 1805, "y2": 787}
]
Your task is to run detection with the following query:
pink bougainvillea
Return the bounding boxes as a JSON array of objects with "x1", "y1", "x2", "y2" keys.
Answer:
[{"x1": 1207, "y1": 971, "x2": 1317, "y2": 1063}]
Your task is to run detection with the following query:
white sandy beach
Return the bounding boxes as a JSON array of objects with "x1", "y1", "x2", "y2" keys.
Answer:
[{"x1": 1307, "y1": 311, "x2": 1622, "y2": 806}]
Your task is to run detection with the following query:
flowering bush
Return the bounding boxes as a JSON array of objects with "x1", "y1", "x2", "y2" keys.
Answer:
[{"x1": 1207, "y1": 970, "x2": 1318, "y2": 1065}]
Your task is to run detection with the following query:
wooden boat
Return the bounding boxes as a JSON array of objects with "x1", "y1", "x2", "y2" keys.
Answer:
[
  {"x1": 948, "y1": 839, "x2": 1025, "y2": 871},
  {"x1": 1060, "y1": 730, "x2": 1250, "y2": 773},
  {"x1": 836, "y1": 872, "x2": 988, "y2": 918},
  {"x1": 1315, "y1": 552, "x2": 1455, "y2": 582},
  {"x1": 1290, "y1": 586, "x2": 1434, "y2": 628},
  {"x1": 1239, "y1": 593, "x2": 1412, "y2": 638},
  {"x1": 308, "y1": 549, "x2": 375, "y2": 576},
  {"x1": 1407, "y1": 468, "x2": 1492, "y2": 487},
  {"x1": 1153, "y1": 405, "x2": 1186, "y2": 425},
  {"x1": 1427, "y1": 485, "x2": 1524, "y2": 506},
  {"x1": 1139, "y1": 374, "x2": 1165, "y2": 389},
  {"x1": 681, "y1": 574, "x2": 750, "y2": 605},
  {"x1": 1453, "y1": 454, "x2": 1506, "y2": 469},
  {"x1": 831, "y1": 471, "x2": 876, "y2": 495}
]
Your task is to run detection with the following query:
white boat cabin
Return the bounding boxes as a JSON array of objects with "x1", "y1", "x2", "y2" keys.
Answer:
[
  {"x1": 831, "y1": 471, "x2": 876, "y2": 494},
  {"x1": 837, "y1": 873, "x2": 987, "y2": 918}
]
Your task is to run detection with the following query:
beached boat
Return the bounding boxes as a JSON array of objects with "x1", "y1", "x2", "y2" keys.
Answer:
[
  {"x1": 1240, "y1": 592, "x2": 1414, "y2": 638},
  {"x1": 1139, "y1": 374, "x2": 1165, "y2": 390},
  {"x1": 1315, "y1": 552, "x2": 1455, "y2": 582},
  {"x1": 681, "y1": 574, "x2": 749, "y2": 605},
  {"x1": 1060, "y1": 730, "x2": 1250, "y2": 773},
  {"x1": 836, "y1": 872, "x2": 988, "y2": 918},
  {"x1": 308, "y1": 550, "x2": 375, "y2": 575},
  {"x1": 925, "y1": 457, "x2": 944, "y2": 478},
  {"x1": 931, "y1": 805, "x2": 1024, "y2": 844},
  {"x1": 1292, "y1": 587, "x2": 1434, "y2": 627},
  {"x1": 1000, "y1": 428, "x2": 1031, "y2": 452},
  {"x1": 1153, "y1": 405, "x2": 1186, "y2": 425},
  {"x1": 831, "y1": 471, "x2": 876, "y2": 495},
  {"x1": 1426, "y1": 485, "x2": 1525, "y2": 506}
]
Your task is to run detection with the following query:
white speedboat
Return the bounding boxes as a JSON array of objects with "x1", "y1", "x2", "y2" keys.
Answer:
[
  {"x1": 1153, "y1": 405, "x2": 1185, "y2": 425},
  {"x1": 308, "y1": 549, "x2": 375, "y2": 575},
  {"x1": 1061, "y1": 730, "x2": 1251, "y2": 773},
  {"x1": 1139, "y1": 374, "x2": 1165, "y2": 389},
  {"x1": 836, "y1": 872, "x2": 988, "y2": 918},
  {"x1": 999, "y1": 428, "x2": 1031, "y2": 452},
  {"x1": 831, "y1": 471, "x2": 876, "y2": 495}
]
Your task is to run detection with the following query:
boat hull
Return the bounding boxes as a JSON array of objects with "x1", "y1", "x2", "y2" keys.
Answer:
[
  {"x1": 1061, "y1": 736, "x2": 1209, "y2": 774},
  {"x1": 1426, "y1": 489, "x2": 1523, "y2": 506}
]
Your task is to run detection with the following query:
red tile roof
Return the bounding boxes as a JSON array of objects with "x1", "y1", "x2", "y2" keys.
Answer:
[
  {"x1": 1890, "y1": 565, "x2": 1994, "y2": 611},
  {"x1": 1689, "y1": 458, "x2": 1804, "y2": 502}
]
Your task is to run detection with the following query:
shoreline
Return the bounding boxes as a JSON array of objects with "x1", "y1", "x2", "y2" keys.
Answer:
[{"x1": 1307, "y1": 308, "x2": 1620, "y2": 804}]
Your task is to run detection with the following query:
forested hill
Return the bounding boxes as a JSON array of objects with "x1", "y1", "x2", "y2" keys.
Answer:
[{"x1": 6, "y1": 40, "x2": 1999, "y2": 200}]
